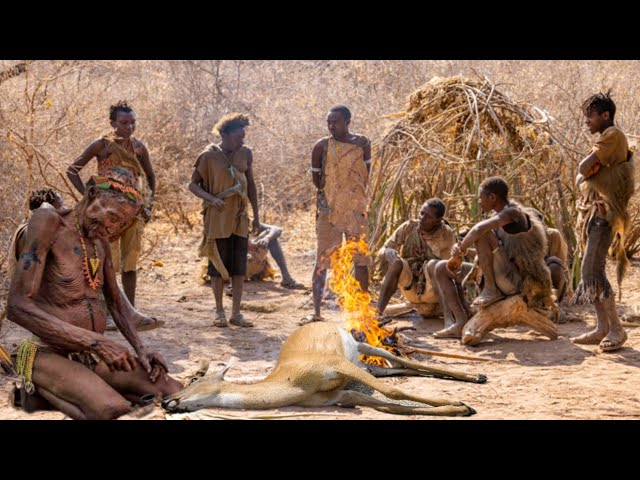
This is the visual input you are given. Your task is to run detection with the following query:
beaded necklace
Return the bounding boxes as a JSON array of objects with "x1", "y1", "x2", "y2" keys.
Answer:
[{"x1": 73, "y1": 210, "x2": 101, "y2": 290}]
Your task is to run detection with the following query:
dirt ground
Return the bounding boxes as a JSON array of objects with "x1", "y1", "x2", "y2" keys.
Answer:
[{"x1": 2, "y1": 212, "x2": 640, "y2": 420}]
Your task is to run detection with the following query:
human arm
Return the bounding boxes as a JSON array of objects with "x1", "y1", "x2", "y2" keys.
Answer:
[
  {"x1": 254, "y1": 223, "x2": 282, "y2": 248},
  {"x1": 101, "y1": 240, "x2": 168, "y2": 381},
  {"x1": 7, "y1": 210, "x2": 136, "y2": 372},
  {"x1": 245, "y1": 149, "x2": 261, "y2": 233},
  {"x1": 66, "y1": 139, "x2": 105, "y2": 195},
  {"x1": 311, "y1": 139, "x2": 325, "y2": 191},
  {"x1": 577, "y1": 151, "x2": 601, "y2": 185},
  {"x1": 137, "y1": 142, "x2": 156, "y2": 222},
  {"x1": 188, "y1": 154, "x2": 224, "y2": 209},
  {"x1": 382, "y1": 222, "x2": 409, "y2": 263},
  {"x1": 363, "y1": 136, "x2": 372, "y2": 175},
  {"x1": 456, "y1": 208, "x2": 519, "y2": 254}
]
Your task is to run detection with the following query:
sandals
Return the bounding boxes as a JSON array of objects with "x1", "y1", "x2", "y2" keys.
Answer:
[
  {"x1": 213, "y1": 311, "x2": 228, "y2": 328},
  {"x1": 299, "y1": 313, "x2": 324, "y2": 326},
  {"x1": 280, "y1": 278, "x2": 306, "y2": 290},
  {"x1": 229, "y1": 313, "x2": 254, "y2": 328},
  {"x1": 599, "y1": 331, "x2": 628, "y2": 352}
]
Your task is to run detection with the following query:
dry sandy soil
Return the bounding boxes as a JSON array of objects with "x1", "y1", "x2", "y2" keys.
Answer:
[{"x1": 2, "y1": 212, "x2": 640, "y2": 420}]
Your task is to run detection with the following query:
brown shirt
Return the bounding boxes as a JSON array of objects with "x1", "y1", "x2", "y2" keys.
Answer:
[
  {"x1": 592, "y1": 126, "x2": 629, "y2": 167},
  {"x1": 195, "y1": 144, "x2": 250, "y2": 239},
  {"x1": 385, "y1": 220, "x2": 456, "y2": 261}
]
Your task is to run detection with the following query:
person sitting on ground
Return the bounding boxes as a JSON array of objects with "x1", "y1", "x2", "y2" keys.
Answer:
[
  {"x1": 376, "y1": 199, "x2": 471, "y2": 323},
  {"x1": 431, "y1": 176, "x2": 554, "y2": 339},
  {"x1": 7, "y1": 172, "x2": 181, "y2": 419},
  {"x1": 245, "y1": 223, "x2": 305, "y2": 288}
]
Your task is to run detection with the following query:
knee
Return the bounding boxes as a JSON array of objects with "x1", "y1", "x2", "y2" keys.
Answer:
[
  {"x1": 383, "y1": 261, "x2": 402, "y2": 282},
  {"x1": 476, "y1": 231, "x2": 498, "y2": 250},
  {"x1": 434, "y1": 260, "x2": 449, "y2": 277},
  {"x1": 548, "y1": 264, "x2": 565, "y2": 289},
  {"x1": 160, "y1": 377, "x2": 184, "y2": 397},
  {"x1": 426, "y1": 259, "x2": 438, "y2": 275}
]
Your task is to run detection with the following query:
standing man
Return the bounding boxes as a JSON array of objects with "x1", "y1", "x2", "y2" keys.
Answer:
[
  {"x1": 67, "y1": 101, "x2": 155, "y2": 309},
  {"x1": 189, "y1": 113, "x2": 260, "y2": 328},
  {"x1": 302, "y1": 105, "x2": 371, "y2": 325},
  {"x1": 571, "y1": 91, "x2": 635, "y2": 352}
]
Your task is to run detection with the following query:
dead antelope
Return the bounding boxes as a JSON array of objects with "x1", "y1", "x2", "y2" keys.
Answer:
[{"x1": 162, "y1": 322, "x2": 486, "y2": 417}]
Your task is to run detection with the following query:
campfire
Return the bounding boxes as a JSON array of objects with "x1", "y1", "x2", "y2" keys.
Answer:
[{"x1": 328, "y1": 236, "x2": 412, "y2": 366}]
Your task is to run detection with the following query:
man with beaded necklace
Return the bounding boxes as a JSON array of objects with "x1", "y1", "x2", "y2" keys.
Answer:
[{"x1": 7, "y1": 173, "x2": 182, "y2": 419}]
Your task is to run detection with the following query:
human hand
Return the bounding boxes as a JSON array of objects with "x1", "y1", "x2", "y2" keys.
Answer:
[
  {"x1": 141, "y1": 206, "x2": 153, "y2": 223},
  {"x1": 252, "y1": 218, "x2": 261, "y2": 234},
  {"x1": 208, "y1": 197, "x2": 225, "y2": 209},
  {"x1": 255, "y1": 237, "x2": 269, "y2": 248},
  {"x1": 451, "y1": 242, "x2": 466, "y2": 258},
  {"x1": 138, "y1": 350, "x2": 169, "y2": 383},
  {"x1": 92, "y1": 339, "x2": 137, "y2": 372}
]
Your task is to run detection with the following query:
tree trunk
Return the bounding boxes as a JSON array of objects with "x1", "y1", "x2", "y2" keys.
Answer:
[{"x1": 462, "y1": 295, "x2": 557, "y2": 346}]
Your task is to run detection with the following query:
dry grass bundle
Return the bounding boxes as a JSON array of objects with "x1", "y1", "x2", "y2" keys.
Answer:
[{"x1": 368, "y1": 75, "x2": 578, "y2": 253}]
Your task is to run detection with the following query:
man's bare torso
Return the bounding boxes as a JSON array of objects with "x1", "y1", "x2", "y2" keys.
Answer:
[{"x1": 29, "y1": 210, "x2": 109, "y2": 337}]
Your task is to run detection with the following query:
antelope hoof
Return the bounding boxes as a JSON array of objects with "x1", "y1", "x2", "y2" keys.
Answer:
[
  {"x1": 475, "y1": 374, "x2": 488, "y2": 384},
  {"x1": 162, "y1": 399, "x2": 179, "y2": 411},
  {"x1": 461, "y1": 403, "x2": 477, "y2": 416}
]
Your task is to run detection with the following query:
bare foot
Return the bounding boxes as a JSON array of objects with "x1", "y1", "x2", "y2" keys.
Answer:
[
  {"x1": 599, "y1": 329, "x2": 628, "y2": 352},
  {"x1": 471, "y1": 288, "x2": 504, "y2": 308},
  {"x1": 434, "y1": 324, "x2": 463, "y2": 339},
  {"x1": 570, "y1": 329, "x2": 607, "y2": 345},
  {"x1": 443, "y1": 315, "x2": 456, "y2": 329}
]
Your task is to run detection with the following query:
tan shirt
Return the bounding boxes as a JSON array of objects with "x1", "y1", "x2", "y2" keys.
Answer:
[
  {"x1": 195, "y1": 144, "x2": 250, "y2": 239},
  {"x1": 592, "y1": 126, "x2": 629, "y2": 167},
  {"x1": 321, "y1": 136, "x2": 369, "y2": 235},
  {"x1": 385, "y1": 220, "x2": 456, "y2": 261}
]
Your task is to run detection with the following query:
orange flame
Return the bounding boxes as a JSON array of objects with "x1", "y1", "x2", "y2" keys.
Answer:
[{"x1": 328, "y1": 235, "x2": 396, "y2": 366}]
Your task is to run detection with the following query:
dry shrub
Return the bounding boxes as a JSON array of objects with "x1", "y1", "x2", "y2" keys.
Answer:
[{"x1": 369, "y1": 75, "x2": 577, "y2": 253}]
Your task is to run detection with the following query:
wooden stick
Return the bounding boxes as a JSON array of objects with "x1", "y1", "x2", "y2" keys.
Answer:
[
  {"x1": 621, "y1": 321, "x2": 640, "y2": 328},
  {"x1": 407, "y1": 347, "x2": 498, "y2": 362}
]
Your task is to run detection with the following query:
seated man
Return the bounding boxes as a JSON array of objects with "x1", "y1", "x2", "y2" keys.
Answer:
[
  {"x1": 431, "y1": 177, "x2": 554, "y2": 339},
  {"x1": 376, "y1": 198, "x2": 462, "y2": 319},
  {"x1": 243, "y1": 223, "x2": 304, "y2": 288},
  {"x1": 7, "y1": 173, "x2": 182, "y2": 420},
  {"x1": 463, "y1": 211, "x2": 571, "y2": 304}
]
